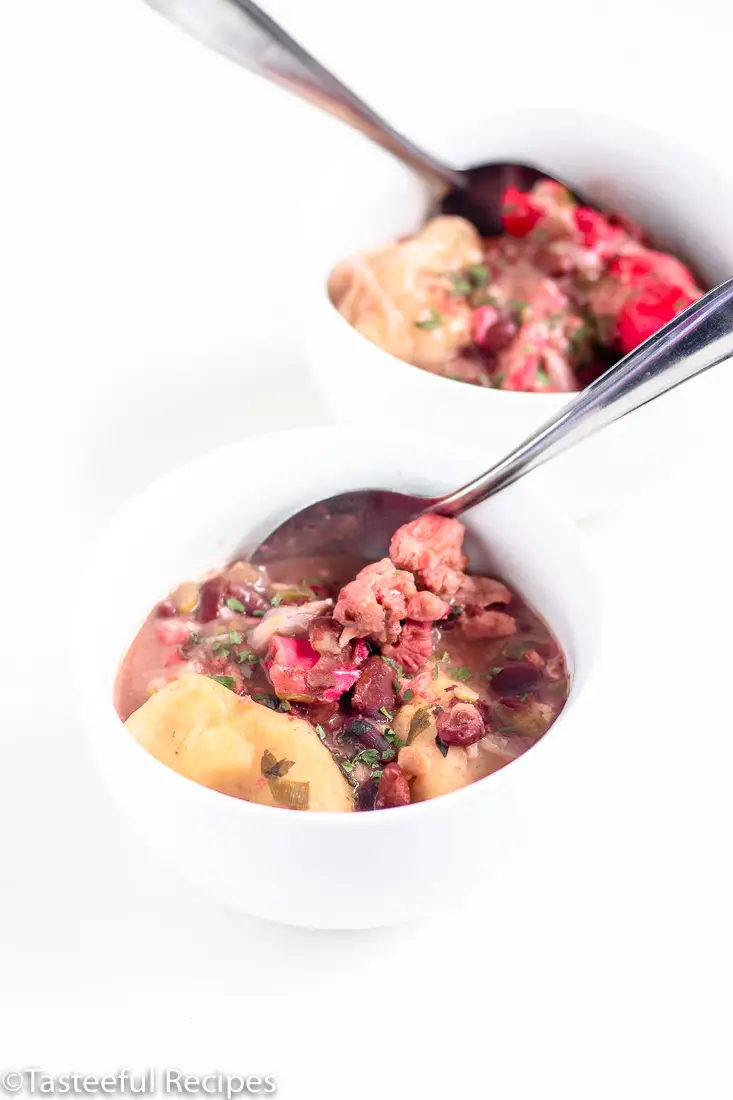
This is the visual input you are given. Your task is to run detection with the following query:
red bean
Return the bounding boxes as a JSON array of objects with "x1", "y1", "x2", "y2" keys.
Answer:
[
  {"x1": 355, "y1": 779, "x2": 379, "y2": 811},
  {"x1": 197, "y1": 576, "x2": 226, "y2": 623},
  {"x1": 436, "y1": 702, "x2": 486, "y2": 747},
  {"x1": 306, "y1": 701, "x2": 345, "y2": 734},
  {"x1": 347, "y1": 718, "x2": 393, "y2": 758},
  {"x1": 226, "y1": 583, "x2": 269, "y2": 616},
  {"x1": 375, "y1": 763, "x2": 411, "y2": 809},
  {"x1": 155, "y1": 598, "x2": 177, "y2": 619},
  {"x1": 351, "y1": 656, "x2": 396, "y2": 717},
  {"x1": 490, "y1": 662, "x2": 543, "y2": 696}
]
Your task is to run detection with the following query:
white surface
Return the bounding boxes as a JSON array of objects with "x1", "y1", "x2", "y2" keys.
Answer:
[
  {"x1": 78, "y1": 427, "x2": 598, "y2": 927},
  {"x1": 304, "y1": 110, "x2": 733, "y2": 516},
  {"x1": 1, "y1": 0, "x2": 732, "y2": 1094}
]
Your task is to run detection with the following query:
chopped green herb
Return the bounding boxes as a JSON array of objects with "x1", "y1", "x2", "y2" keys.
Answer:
[
  {"x1": 207, "y1": 675, "x2": 236, "y2": 691},
  {"x1": 518, "y1": 693, "x2": 529, "y2": 703},
  {"x1": 270, "y1": 592, "x2": 283, "y2": 608},
  {"x1": 415, "y1": 308, "x2": 443, "y2": 331},
  {"x1": 314, "y1": 724, "x2": 327, "y2": 741},
  {"x1": 260, "y1": 750, "x2": 295, "y2": 779},
  {"x1": 448, "y1": 666, "x2": 472, "y2": 681},
  {"x1": 493, "y1": 372, "x2": 505, "y2": 388},
  {"x1": 236, "y1": 649, "x2": 259, "y2": 665},
  {"x1": 226, "y1": 597, "x2": 245, "y2": 613},
  {"x1": 467, "y1": 263, "x2": 489, "y2": 287},
  {"x1": 407, "y1": 707, "x2": 432, "y2": 743},
  {"x1": 535, "y1": 367, "x2": 551, "y2": 386},
  {"x1": 402, "y1": 688, "x2": 414, "y2": 703},
  {"x1": 358, "y1": 749, "x2": 380, "y2": 767},
  {"x1": 435, "y1": 735, "x2": 450, "y2": 758},
  {"x1": 379, "y1": 705, "x2": 393, "y2": 720},
  {"x1": 372, "y1": 769, "x2": 384, "y2": 780},
  {"x1": 507, "y1": 298, "x2": 528, "y2": 317},
  {"x1": 341, "y1": 759, "x2": 356, "y2": 775},
  {"x1": 251, "y1": 609, "x2": 266, "y2": 618},
  {"x1": 229, "y1": 630, "x2": 243, "y2": 644},
  {"x1": 188, "y1": 631, "x2": 202, "y2": 647},
  {"x1": 385, "y1": 731, "x2": 406, "y2": 751},
  {"x1": 491, "y1": 666, "x2": 504, "y2": 675},
  {"x1": 437, "y1": 651, "x2": 450, "y2": 663},
  {"x1": 448, "y1": 272, "x2": 472, "y2": 296},
  {"x1": 381, "y1": 748, "x2": 395, "y2": 762},
  {"x1": 480, "y1": 672, "x2": 493, "y2": 681},
  {"x1": 433, "y1": 664, "x2": 439, "y2": 680}
]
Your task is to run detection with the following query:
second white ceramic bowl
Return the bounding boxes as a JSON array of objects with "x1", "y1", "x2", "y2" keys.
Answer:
[
  {"x1": 301, "y1": 108, "x2": 733, "y2": 517},
  {"x1": 74, "y1": 427, "x2": 599, "y2": 928}
]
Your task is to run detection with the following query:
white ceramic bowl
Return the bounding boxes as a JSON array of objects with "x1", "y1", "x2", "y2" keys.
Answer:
[
  {"x1": 74, "y1": 426, "x2": 599, "y2": 929},
  {"x1": 301, "y1": 108, "x2": 733, "y2": 517}
]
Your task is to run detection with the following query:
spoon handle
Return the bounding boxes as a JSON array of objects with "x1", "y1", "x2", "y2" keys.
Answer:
[
  {"x1": 144, "y1": 0, "x2": 463, "y2": 189},
  {"x1": 435, "y1": 278, "x2": 733, "y2": 514}
]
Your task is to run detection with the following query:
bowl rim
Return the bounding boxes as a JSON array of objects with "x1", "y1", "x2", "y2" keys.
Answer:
[{"x1": 75, "y1": 425, "x2": 601, "y2": 828}]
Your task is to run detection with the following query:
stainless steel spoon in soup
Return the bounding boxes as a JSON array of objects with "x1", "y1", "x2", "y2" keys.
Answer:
[
  {"x1": 249, "y1": 280, "x2": 733, "y2": 561},
  {"x1": 141, "y1": 0, "x2": 584, "y2": 234}
]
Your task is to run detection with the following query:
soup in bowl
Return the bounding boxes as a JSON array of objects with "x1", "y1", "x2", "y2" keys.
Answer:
[
  {"x1": 301, "y1": 108, "x2": 733, "y2": 516},
  {"x1": 74, "y1": 427, "x2": 599, "y2": 928}
]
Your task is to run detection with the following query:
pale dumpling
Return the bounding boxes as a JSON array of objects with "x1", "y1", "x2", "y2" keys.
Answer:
[
  {"x1": 126, "y1": 674, "x2": 354, "y2": 812},
  {"x1": 329, "y1": 216, "x2": 483, "y2": 369}
]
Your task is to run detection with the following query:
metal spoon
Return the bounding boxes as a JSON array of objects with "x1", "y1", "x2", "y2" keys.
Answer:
[
  {"x1": 248, "y1": 279, "x2": 733, "y2": 562},
  {"x1": 142, "y1": 0, "x2": 582, "y2": 233}
]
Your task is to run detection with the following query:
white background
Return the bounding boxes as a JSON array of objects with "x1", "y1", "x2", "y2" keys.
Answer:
[{"x1": 2, "y1": 1, "x2": 733, "y2": 1097}]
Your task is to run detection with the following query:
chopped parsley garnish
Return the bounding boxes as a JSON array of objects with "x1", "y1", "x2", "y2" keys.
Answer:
[
  {"x1": 448, "y1": 272, "x2": 472, "y2": 296},
  {"x1": 437, "y1": 651, "x2": 450, "y2": 663},
  {"x1": 358, "y1": 749, "x2": 380, "y2": 767},
  {"x1": 490, "y1": 666, "x2": 503, "y2": 675},
  {"x1": 433, "y1": 665, "x2": 439, "y2": 681},
  {"x1": 467, "y1": 263, "x2": 489, "y2": 287},
  {"x1": 414, "y1": 308, "x2": 443, "y2": 331},
  {"x1": 225, "y1": 597, "x2": 245, "y2": 613},
  {"x1": 207, "y1": 675, "x2": 236, "y2": 691},
  {"x1": 315, "y1": 724, "x2": 327, "y2": 741},
  {"x1": 402, "y1": 688, "x2": 414, "y2": 703},
  {"x1": 270, "y1": 592, "x2": 283, "y2": 608},
  {"x1": 385, "y1": 730, "x2": 406, "y2": 751},
  {"x1": 535, "y1": 367, "x2": 551, "y2": 386},
  {"x1": 379, "y1": 705, "x2": 393, "y2": 720},
  {"x1": 448, "y1": 666, "x2": 472, "y2": 681},
  {"x1": 251, "y1": 609, "x2": 266, "y2": 617},
  {"x1": 381, "y1": 748, "x2": 395, "y2": 761},
  {"x1": 502, "y1": 641, "x2": 533, "y2": 659},
  {"x1": 229, "y1": 630, "x2": 243, "y2": 644},
  {"x1": 372, "y1": 769, "x2": 384, "y2": 781},
  {"x1": 407, "y1": 707, "x2": 432, "y2": 742},
  {"x1": 236, "y1": 649, "x2": 259, "y2": 665},
  {"x1": 261, "y1": 750, "x2": 295, "y2": 779},
  {"x1": 279, "y1": 699, "x2": 292, "y2": 712}
]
